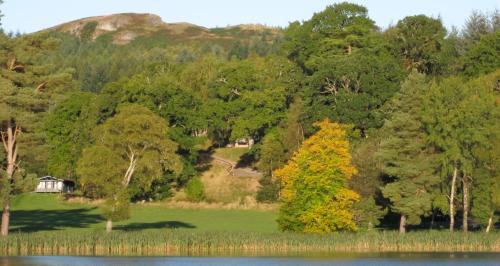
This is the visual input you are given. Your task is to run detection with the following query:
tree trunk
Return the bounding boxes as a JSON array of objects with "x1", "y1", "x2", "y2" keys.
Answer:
[
  {"x1": 1, "y1": 125, "x2": 18, "y2": 179},
  {"x1": 449, "y1": 165, "x2": 458, "y2": 232},
  {"x1": 430, "y1": 210, "x2": 436, "y2": 230},
  {"x1": 399, "y1": 214, "x2": 406, "y2": 234},
  {"x1": 106, "y1": 220, "x2": 113, "y2": 233},
  {"x1": 0, "y1": 124, "x2": 20, "y2": 237},
  {"x1": 123, "y1": 149, "x2": 137, "y2": 187},
  {"x1": 0, "y1": 203, "x2": 10, "y2": 236},
  {"x1": 462, "y1": 175, "x2": 469, "y2": 233},
  {"x1": 485, "y1": 211, "x2": 493, "y2": 233}
]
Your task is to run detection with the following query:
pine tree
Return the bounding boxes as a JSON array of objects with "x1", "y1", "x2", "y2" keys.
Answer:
[
  {"x1": 376, "y1": 71, "x2": 439, "y2": 233},
  {"x1": 0, "y1": 32, "x2": 73, "y2": 236}
]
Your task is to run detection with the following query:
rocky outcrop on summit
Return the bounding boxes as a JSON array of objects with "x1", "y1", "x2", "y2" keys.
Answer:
[{"x1": 50, "y1": 13, "x2": 280, "y2": 45}]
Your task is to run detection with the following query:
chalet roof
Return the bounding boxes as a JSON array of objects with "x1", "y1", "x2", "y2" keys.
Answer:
[
  {"x1": 40, "y1": 176, "x2": 59, "y2": 181},
  {"x1": 39, "y1": 176, "x2": 75, "y2": 184}
]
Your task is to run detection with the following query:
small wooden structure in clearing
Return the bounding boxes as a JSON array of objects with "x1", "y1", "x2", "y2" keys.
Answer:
[
  {"x1": 226, "y1": 138, "x2": 254, "y2": 148},
  {"x1": 35, "y1": 176, "x2": 75, "y2": 193}
]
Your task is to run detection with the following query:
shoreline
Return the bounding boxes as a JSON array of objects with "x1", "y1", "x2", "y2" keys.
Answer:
[{"x1": 0, "y1": 231, "x2": 497, "y2": 256}]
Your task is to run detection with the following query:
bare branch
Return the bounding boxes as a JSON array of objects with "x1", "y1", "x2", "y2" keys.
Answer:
[
  {"x1": 35, "y1": 81, "x2": 48, "y2": 92},
  {"x1": 0, "y1": 131, "x2": 8, "y2": 153},
  {"x1": 230, "y1": 88, "x2": 241, "y2": 96},
  {"x1": 323, "y1": 77, "x2": 338, "y2": 95}
]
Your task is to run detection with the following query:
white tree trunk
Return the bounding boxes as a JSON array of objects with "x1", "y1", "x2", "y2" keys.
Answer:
[
  {"x1": 462, "y1": 175, "x2": 469, "y2": 233},
  {"x1": 449, "y1": 165, "x2": 458, "y2": 232},
  {"x1": 399, "y1": 215, "x2": 406, "y2": 234},
  {"x1": 106, "y1": 220, "x2": 113, "y2": 233},
  {"x1": 485, "y1": 211, "x2": 493, "y2": 233},
  {"x1": 123, "y1": 150, "x2": 137, "y2": 187}
]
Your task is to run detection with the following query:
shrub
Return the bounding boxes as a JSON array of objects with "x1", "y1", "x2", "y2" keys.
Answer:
[
  {"x1": 185, "y1": 177, "x2": 206, "y2": 202},
  {"x1": 256, "y1": 175, "x2": 279, "y2": 203}
]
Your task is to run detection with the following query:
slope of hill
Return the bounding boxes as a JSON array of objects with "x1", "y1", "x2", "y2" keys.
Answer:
[{"x1": 48, "y1": 13, "x2": 281, "y2": 44}]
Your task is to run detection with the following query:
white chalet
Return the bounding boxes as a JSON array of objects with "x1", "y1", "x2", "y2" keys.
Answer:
[
  {"x1": 35, "y1": 176, "x2": 75, "y2": 193},
  {"x1": 226, "y1": 138, "x2": 254, "y2": 148}
]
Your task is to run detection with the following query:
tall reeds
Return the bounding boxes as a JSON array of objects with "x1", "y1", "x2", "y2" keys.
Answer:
[{"x1": 0, "y1": 231, "x2": 497, "y2": 256}]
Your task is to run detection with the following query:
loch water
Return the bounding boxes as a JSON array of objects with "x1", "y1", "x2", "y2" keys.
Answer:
[{"x1": 0, "y1": 252, "x2": 499, "y2": 266}]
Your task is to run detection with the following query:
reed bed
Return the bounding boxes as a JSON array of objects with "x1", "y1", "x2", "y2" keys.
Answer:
[{"x1": 0, "y1": 231, "x2": 497, "y2": 256}]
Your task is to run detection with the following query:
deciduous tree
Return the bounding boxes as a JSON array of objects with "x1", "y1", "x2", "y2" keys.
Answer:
[
  {"x1": 422, "y1": 71, "x2": 499, "y2": 232},
  {"x1": 388, "y1": 15, "x2": 447, "y2": 75},
  {"x1": 77, "y1": 104, "x2": 182, "y2": 231},
  {"x1": 275, "y1": 120, "x2": 359, "y2": 233}
]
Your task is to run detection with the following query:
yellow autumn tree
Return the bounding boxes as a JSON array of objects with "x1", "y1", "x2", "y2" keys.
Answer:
[{"x1": 275, "y1": 119, "x2": 359, "y2": 233}]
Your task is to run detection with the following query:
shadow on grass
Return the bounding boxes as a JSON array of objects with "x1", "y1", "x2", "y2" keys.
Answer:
[
  {"x1": 11, "y1": 208, "x2": 103, "y2": 232},
  {"x1": 116, "y1": 221, "x2": 196, "y2": 231}
]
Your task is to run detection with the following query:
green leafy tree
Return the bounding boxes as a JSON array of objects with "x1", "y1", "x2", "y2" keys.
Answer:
[
  {"x1": 422, "y1": 71, "x2": 499, "y2": 232},
  {"x1": 376, "y1": 72, "x2": 439, "y2": 233},
  {"x1": 283, "y1": 2, "x2": 376, "y2": 70},
  {"x1": 77, "y1": 145, "x2": 128, "y2": 231},
  {"x1": 255, "y1": 129, "x2": 286, "y2": 203},
  {"x1": 283, "y1": 3, "x2": 404, "y2": 135},
  {"x1": 305, "y1": 47, "x2": 405, "y2": 134},
  {"x1": 388, "y1": 15, "x2": 447, "y2": 75},
  {"x1": 77, "y1": 104, "x2": 182, "y2": 231},
  {"x1": 352, "y1": 197, "x2": 387, "y2": 230},
  {"x1": 350, "y1": 133, "x2": 387, "y2": 230},
  {"x1": 471, "y1": 166, "x2": 497, "y2": 232},
  {"x1": 463, "y1": 31, "x2": 500, "y2": 77},
  {"x1": 102, "y1": 67, "x2": 208, "y2": 187},
  {"x1": 256, "y1": 98, "x2": 305, "y2": 202},
  {"x1": 44, "y1": 92, "x2": 102, "y2": 180},
  {"x1": 207, "y1": 55, "x2": 299, "y2": 145}
]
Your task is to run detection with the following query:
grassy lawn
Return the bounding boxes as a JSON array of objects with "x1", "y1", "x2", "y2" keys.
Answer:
[
  {"x1": 4, "y1": 194, "x2": 499, "y2": 256},
  {"x1": 10, "y1": 193, "x2": 278, "y2": 233},
  {"x1": 213, "y1": 147, "x2": 249, "y2": 163}
]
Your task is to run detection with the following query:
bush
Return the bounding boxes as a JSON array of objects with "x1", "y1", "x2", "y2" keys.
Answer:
[
  {"x1": 256, "y1": 175, "x2": 279, "y2": 203},
  {"x1": 130, "y1": 175, "x2": 174, "y2": 202},
  {"x1": 185, "y1": 177, "x2": 206, "y2": 202}
]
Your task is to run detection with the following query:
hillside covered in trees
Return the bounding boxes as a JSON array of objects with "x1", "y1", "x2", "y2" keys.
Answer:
[{"x1": 0, "y1": 2, "x2": 499, "y2": 235}]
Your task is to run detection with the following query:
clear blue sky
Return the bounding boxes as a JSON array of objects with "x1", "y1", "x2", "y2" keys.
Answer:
[{"x1": 2, "y1": 0, "x2": 498, "y2": 33}]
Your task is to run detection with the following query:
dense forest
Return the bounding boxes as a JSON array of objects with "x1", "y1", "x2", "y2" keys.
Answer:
[{"x1": 0, "y1": 2, "x2": 499, "y2": 235}]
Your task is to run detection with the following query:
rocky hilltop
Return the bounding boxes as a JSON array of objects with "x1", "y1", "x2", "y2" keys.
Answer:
[{"x1": 49, "y1": 13, "x2": 280, "y2": 44}]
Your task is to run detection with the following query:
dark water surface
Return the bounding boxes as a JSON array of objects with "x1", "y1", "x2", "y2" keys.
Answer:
[{"x1": 0, "y1": 253, "x2": 498, "y2": 266}]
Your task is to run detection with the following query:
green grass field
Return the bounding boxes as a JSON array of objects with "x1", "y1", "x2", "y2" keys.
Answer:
[
  {"x1": 10, "y1": 193, "x2": 278, "y2": 233},
  {"x1": 213, "y1": 147, "x2": 249, "y2": 163}
]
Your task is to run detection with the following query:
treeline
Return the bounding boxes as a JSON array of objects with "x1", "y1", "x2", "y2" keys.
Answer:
[
  {"x1": 0, "y1": 2, "x2": 498, "y2": 234},
  {"x1": 272, "y1": 4, "x2": 499, "y2": 234}
]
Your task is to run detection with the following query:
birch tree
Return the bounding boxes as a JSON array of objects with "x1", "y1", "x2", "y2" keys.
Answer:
[
  {"x1": 422, "y1": 71, "x2": 499, "y2": 232},
  {"x1": 77, "y1": 104, "x2": 182, "y2": 232}
]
